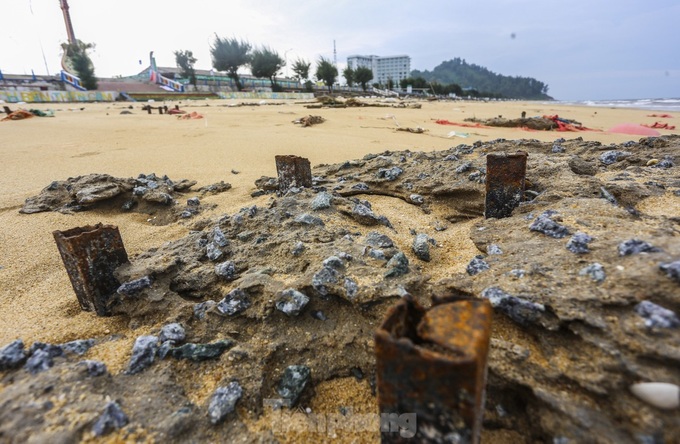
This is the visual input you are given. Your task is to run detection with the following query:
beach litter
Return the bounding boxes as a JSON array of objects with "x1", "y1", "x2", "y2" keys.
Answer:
[
  {"x1": 177, "y1": 111, "x2": 204, "y2": 120},
  {"x1": 607, "y1": 123, "x2": 661, "y2": 136},
  {"x1": 293, "y1": 115, "x2": 325, "y2": 127},
  {"x1": 642, "y1": 122, "x2": 676, "y2": 130},
  {"x1": 1, "y1": 109, "x2": 36, "y2": 121}
]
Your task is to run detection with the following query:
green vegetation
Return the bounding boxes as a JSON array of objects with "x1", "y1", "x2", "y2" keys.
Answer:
[
  {"x1": 291, "y1": 58, "x2": 313, "y2": 92},
  {"x1": 315, "y1": 57, "x2": 338, "y2": 93},
  {"x1": 62, "y1": 41, "x2": 97, "y2": 90},
  {"x1": 343, "y1": 67, "x2": 355, "y2": 87},
  {"x1": 210, "y1": 36, "x2": 251, "y2": 91},
  {"x1": 353, "y1": 66, "x2": 373, "y2": 92},
  {"x1": 174, "y1": 50, "x2": 197, "y2": 87},
  {"x1": 411, "y1": 58, "x2": 551, "y2": 100},
  {"x1": 250, "y1": 46, "x2": 285, "y2": 91}
]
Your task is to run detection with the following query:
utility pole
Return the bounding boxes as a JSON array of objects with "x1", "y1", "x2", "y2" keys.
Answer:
[{"x1": 333, "y1": 40, "x2": 337, "y2": 68}]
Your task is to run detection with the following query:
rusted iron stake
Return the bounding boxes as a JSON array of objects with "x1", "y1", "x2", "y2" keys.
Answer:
[
  {"x1": 485, "y1": 151, "x2": 528, "y2": 219},
  {"x1": 375, "y1": 296, "x2": 492, "y2": 443},
  {"x1": 275, "y1": 155, "x2": 312, "y2": 193},
  {"x1": 53, "y1": 223, "x2": 129, "y2": 316}
]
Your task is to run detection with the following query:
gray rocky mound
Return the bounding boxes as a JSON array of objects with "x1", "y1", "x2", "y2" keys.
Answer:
[{"x1": 2, "y1": 135, "x2": 679, "y2": 442}]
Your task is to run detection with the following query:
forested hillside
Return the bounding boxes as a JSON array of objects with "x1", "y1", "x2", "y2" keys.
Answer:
[{"x1": 411, "y1": 58, "x2": 552, "y2": 100}]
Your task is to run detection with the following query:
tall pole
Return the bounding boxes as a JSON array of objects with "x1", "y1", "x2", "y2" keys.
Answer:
[{"x1": 59, "y1": 0, "x2": 77, "y2": 44}]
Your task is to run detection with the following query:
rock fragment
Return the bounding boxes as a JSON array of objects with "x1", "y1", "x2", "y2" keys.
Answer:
[
  {"x1": 61, "y1": 339, "x2": 95, "y2": 355},
  {"x1": 294, "y1": 213, "x2": 324, "y2": 226},
  {"x1": 365, "y1": 232, "x2": 394, "y2": 249},
  {"x1": 159, "y1": 323, "x2": 186, "y2": 344},
  {"x1": 0, "y1": 339, "x2": 27, "y2": 370},
  {"x1": 215, "y1": 261, "x2": 237, "y2": 281},
  {"x1": 566, "y1": 232, "x2": 593, "y2": 254},
  {"x1": 208, "y1": 381, "x2": 243, "y2": 424},
  {"x1": 635, "y1": 301, "x2": 680, "y2": 329},
  {"x1": 193, "y1": 300, "x2": 216, "y2": 320},
  {"x1": 481, "y1": 287, "x2": 545, "y2": 325},
  {"x1": 377, "y1": 167, "x2": 403, "y2": 181},
  {"x1": 92, "y1": 402, "x2": 129, "y2": 436},
  {"x1": 117, "y1": 276, "x2": 153, "y2": 297},
  {"x1": 529, "y1": 211, "x2": 570, "y2": 238},
  {"x1": 276, "y1": 289, "x2": 310, "y2": 316},
  {"x1": 24, "y1": 349, "x2": 54, "y2": 374},
  {"x1": 600, "y1": 150, "x2": 631, "y2": 165},
  {"x1": 659, "y1": 261, "x2": 680, "y2": 283},
  {"x1": 170, "y1": 340, "x2": 235, "y2": 361},
  {"x1": 467, "y1": 255, "x2": 490, "y2": 276},
  {"x1": 278, "y1": 365, "x2": 311, "y2": 407},
  {"x1": 80, "y1": 360, "x2": 107, "y2": 377},
  {"x1": 486, "y1": 244, "x2": 503, "y2": 255},
  {"x1": 311, "y1": 192, "x2": 332, "y2": 210},
  {"x1": 579, "y1": 263, "x2": 606, "y2": 283},
  {"x1": 312, "y1": 266, "x2": 339, "y2": 296},
  {"x1": 618, "y1": 239, "x2": 661, "y2": 256},
  {"x1": 217, "y1": 289, "x2": 251, "y2": 316},
  {"x1": 385, "y1": 252, "x2": 409, "y2": 278},
  {"x1": 412, "y1": 233, "x2": 433, "y2": 262},
  {"x1": 125, "y1": 335, "x2": 159, "y2": 375}
]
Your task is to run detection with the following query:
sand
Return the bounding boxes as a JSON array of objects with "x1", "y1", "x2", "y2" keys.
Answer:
[{"x1": 0, "y1": 97, "x2": 676, "y2": 441}]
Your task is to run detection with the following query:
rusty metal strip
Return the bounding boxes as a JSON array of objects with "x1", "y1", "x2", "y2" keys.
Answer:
[
  {"x1": 375, "y1": 296, "x2": 492, "y2": 443},
  {"x1": 53, "y1": 223, "x2": 129, "y2": 316},
  {"x1": 485, "y1": 151, "x2": 528, "y2": 219},
  {"x1": 275, "y1": 155, "x2": 312, "y2": 193}
]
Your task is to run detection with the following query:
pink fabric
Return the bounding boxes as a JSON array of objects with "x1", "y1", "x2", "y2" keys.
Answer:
[{"x1": 607, "y1": 123, "x2": 661, "y2": 136}]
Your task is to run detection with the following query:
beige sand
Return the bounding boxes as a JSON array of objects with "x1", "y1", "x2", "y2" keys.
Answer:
[{"x1": 0, "y1": 98, "x2": 676, "y2": 441}]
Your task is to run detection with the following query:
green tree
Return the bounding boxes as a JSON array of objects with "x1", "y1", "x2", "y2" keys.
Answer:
[
  {"x1": 315, "y1": 57, "x2": 338, "y2": 93},
  {"x1": 174, "y1": 49, "x2": 197, "y2": 87},
  {"x1": 250, "y1": 46, "x2": 285, "y2": 91},
  {"x1": 292, "y1": 58, "x2": 311, "y2": 81},
  {"x1": 343, "y1": 66, "x2": 354, "y2": 87},
  {"x1": 353, "y1": 66, "x2": 373, "y2": 92},
  {"x1": 211, "y1": 35, "x2": 251, "y2": 91},
  {"x1": 62, "y1": 41, "x2": 97, "y2": 90},
  {"x1": 386, "y1": 78, "x2": 394, "y2": 90}
]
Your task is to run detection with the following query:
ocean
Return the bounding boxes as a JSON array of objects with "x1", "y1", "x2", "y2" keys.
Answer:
[{"x1": 557, "y1": 98, "x2": 680, "y2": 112}]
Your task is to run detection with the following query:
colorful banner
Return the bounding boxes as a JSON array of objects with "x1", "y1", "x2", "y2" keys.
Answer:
[
  {"x1": 0, "y1": 90, "x2": 118, "y2": 103},
  {"x1": 217, "y1": 92, "x2": 314, "y2": 100}
]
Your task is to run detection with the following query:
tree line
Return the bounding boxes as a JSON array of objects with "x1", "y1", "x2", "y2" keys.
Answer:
[
  {"x1": 174, "y1": 36, "x2": 360, "y2": 93},
  {"x1": 411, "y1": 58, "x2": 552, "y2": 100}
]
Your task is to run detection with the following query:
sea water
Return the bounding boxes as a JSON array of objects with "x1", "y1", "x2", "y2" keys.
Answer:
[{"x1": 556, "y1": 98, "x2": 680, "y2": 112}]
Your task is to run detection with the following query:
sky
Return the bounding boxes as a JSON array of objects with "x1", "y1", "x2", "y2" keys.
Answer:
[{"x1": 1, "y1": 0, "x2": 679, "y2": 101}]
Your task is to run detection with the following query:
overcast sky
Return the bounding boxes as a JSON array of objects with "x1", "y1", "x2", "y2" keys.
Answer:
[{"x1": 2, "y1": 0, "x2": 679, "y2": 101}]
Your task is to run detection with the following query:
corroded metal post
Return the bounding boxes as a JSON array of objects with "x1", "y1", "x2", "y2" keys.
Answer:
[
  {"x1": 485, "y1": 151, "x2": 528, "y2": 219},
  {"x1": 275, "y1": 155, "x2": 312, "y2": 193},
  {"x1": 375, "y1": 297, "x2": 492, "y2": 443},
  {"x1": 53, "y1": 223, "x2": 129, "y2": 316}
]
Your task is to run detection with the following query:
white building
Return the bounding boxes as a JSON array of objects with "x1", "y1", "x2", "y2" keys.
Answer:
[{"x1": 346, "y1": 54, "x2": 411, "y2": 87}]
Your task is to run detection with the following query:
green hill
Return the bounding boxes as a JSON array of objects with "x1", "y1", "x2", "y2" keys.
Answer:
[{"x1": 411, "y1": 58, "x2": 552, "y2": 100}]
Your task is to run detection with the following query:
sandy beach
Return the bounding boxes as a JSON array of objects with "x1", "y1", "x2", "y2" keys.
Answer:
[{"x1": 0, "y1": 98, "x2": 678, "y2": 442}]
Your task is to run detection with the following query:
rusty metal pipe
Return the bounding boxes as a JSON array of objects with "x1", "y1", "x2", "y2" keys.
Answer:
[
  {"x1": 53, "y1": 223, "x2": 129, "y2": 316},
  {"x1": 375, "y1": 296, "x2": 492, "y2": 443},
  {"x1": 485, "y1": 151, "x2": 528, "y2": 219},
  {"x1": 275, "y1": 155, "x2": 312, "y2": 193}
]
